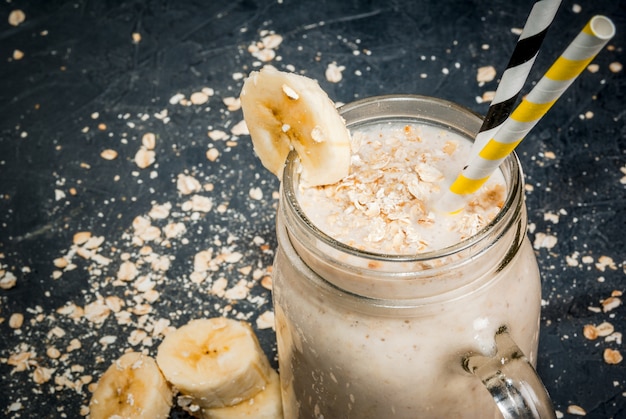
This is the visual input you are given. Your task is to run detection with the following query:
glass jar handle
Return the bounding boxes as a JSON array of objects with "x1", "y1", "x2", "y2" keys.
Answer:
[{"x1": 463, "y1": 326, "x2": 556, "y2": 419}]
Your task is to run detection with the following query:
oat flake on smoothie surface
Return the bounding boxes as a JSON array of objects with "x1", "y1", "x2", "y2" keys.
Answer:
[{"x1": 298, "y1": 122, "x2": 506, "y2": 255}]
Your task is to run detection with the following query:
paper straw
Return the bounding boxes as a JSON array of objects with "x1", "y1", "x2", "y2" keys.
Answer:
[
  {"x1": 439, "y1": 15, "x2": 616, "y2": 213},
  {"x1": 474, "y1": 0, "x2": 561, "y2": 152}
]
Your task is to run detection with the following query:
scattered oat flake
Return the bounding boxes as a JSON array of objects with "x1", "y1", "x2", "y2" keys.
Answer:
[
  {"x1": 477, "y1": 66, "x2": 496, "y2": 83},
  {"x1": 148, "y1": 202, "x2": 171, "y2": 220},
  {"x1": 169, "y1": 93, "x2": 185, "y2": 105},
  {"x1": 587, "y1": 63, "x2": 599, "y2": 73},
  {"x1": 8, "y1": 9, "x2": 26, "y2": 26},
  {"x1": 184, "y1": 194, "x2": 213, "y2": 212},
  {"x1": 261, "y1": 275, "x2": 272, "y2": 290},
  {"x1": 73, "y1": 231, "x2": 92, "y2": 245},
  {"x1": 602, "y1": 296, "x2": 622, "y2": 312},
  {"x1": 249, "y1": 187, "x2": 263, "y2": 200},
  {"x1": 533, "y1": 232, "x2": 557, "y2": 250},
  {"x1": 100, "y1": 149, "x2": 118, "y2": 160},
  {"x1": 252, "y1": 48, "x2": 276, "y2": 62},
  {"x1": 262, "y1": 33, "x2": 283, "y2": 49},
  {"x1": 13, "y1": 49, "x2": 24, "y2": 60},
  {"x1": 142, "y1": 132, "x2": 156, "y2": 150},
  {"x1": 132, "y1": 32, "x2": 142, "y2": 43},
  {"x1": 134, "y1": 147, "x2": 156, "y2": 169},
  {"x1": 9, "y1": 313, "x2": 24, "y2": 329},
  {"x1": 177, "y1": 174, "x2": 202, "y2": 195},
  {"x1": 583, "y1": 324, "x2": 598, "y2": 340},
  {"x1": 223, "y1": 97, "x2": 241, "y2": 111},
  {"x1": 208, "y1": 130, "x2": 228, "y2": 141},
  {"x1": 256, "y1": 310, "x2": 275, "y2": 330},
  {"x1": 190, "y1": 91, "x2": 209, "y2": 105},
  {"x1": 33, "y1": 366, "x2": 55, "y2": 384},
  {"x1": 567, "y1": 405, "x2": 586, "y2": 416},
  {"x1": 0, "y1": 271, "x2": 17, "y2": 289},
  {"x1": 206, "y1": 148, "x2": 219, "y2": 161},
  {"x1": 481, "y1": 91, "x2": 495, "y2": 102},
  {"x1": 230, "y1": 120, "x2": 249, "y2": 136},
  {"x1": 609, "y1": 62, "x2": 623, "y2": 73},
  {"x1": 604, "y1": 348, "x2": 623, "y2": 364},
  {"x1": 282, "y1": 84, "x2": 299, "y2": 100},
  {"x1": 117, "y1": 261, "x2": 138, "y2": 281},
  {"x1": 325, "y1": 62, "x2": 346, "y2": 83},
  {"x1": 595, "y1": 255, "x2": 617, "y2": 271}
]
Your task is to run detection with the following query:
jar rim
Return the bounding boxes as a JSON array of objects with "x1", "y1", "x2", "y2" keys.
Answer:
[{"x1": 282, "y1": 94, "x2": 524, "y2": 263}]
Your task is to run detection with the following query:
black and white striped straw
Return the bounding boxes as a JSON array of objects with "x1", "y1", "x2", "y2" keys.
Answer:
[{"x1": 473, "y1": 0, "x2": 561, "y2": 151}]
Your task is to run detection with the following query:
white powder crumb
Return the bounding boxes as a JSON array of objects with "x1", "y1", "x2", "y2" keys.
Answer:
[{"x1": 572, "y1": 4, "x2": 582, "y2": 13}]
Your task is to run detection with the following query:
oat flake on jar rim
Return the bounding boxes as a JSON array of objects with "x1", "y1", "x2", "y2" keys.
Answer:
[{"x1": 272, "y1": 95, "x2": 556, "y2": 419}]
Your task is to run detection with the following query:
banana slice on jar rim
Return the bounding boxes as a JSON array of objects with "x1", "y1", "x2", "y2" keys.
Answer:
[{"x1": 240, "y1": 65, "x2": 351, "y2": 187}]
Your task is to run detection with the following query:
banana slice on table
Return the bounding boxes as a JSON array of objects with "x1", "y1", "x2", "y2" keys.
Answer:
[
  {"x1": 156, "y1": 317, "x2": 273, "y2": 408},
  {"x1": 89, "y1": 351, "x2": 173, "y2": 419},
  {"x1": 240, "y1": 65, "x2": 351, "y2": 186},
  {"x1": 201, "y1": 369, "x2": 283, "y2": 419}
]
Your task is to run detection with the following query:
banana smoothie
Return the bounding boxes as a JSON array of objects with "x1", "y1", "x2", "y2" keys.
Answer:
[
  {"x1": 240, "y1": 69, "x2": 546, "y2": 418},
  {"x1": 271, "y1": 96, "x2": 543, "y2": 419}
]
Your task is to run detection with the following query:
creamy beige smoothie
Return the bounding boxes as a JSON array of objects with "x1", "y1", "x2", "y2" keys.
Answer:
[
  {"x1": 298, "y1": 121, "x2": 506, "y2": 255},
  {"x1": 272, "y1": 96, "x2": 543, "y2": 419}
]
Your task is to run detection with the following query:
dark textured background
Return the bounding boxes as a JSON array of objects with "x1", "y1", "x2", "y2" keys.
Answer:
[{"x1": 0, "y1": 1, "x2": 624, "y2": 418}]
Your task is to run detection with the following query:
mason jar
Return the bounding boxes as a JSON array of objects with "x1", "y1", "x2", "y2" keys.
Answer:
[{"x1": 272, "y1": 95, "x2": 555, "y2": 419}]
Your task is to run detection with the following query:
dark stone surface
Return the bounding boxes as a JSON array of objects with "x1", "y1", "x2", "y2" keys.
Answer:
[{"x1": 0, "y1": 0, "x2": 624, "y2": 418}]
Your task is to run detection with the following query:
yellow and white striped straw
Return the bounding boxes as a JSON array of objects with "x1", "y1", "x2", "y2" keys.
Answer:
[{"x1": 438, "y1": 15, "x2": 616, "y2": 214}]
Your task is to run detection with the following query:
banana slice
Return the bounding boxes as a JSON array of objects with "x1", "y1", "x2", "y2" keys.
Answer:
[
  {"x1": 89, "y1": 351, "x2": 173, "y2": 419},
  {"x1": 200, "y1": 369, "x2": 283, "y2": 419},
  {"x1": 240, "y1": 66, "x2": 351, "y2": 186},
  {"x1": 156, "y1": 317, "x2": 272, "y2": 408}
]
